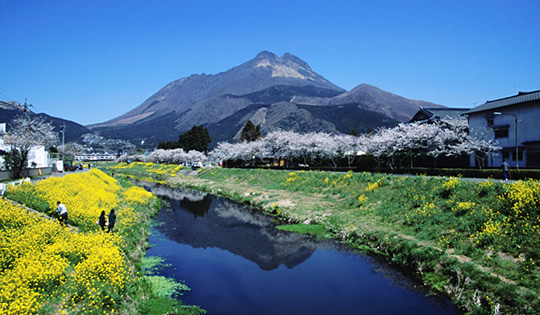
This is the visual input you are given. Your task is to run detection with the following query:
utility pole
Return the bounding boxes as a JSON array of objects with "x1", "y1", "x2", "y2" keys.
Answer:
[
  {"x1": 22, "y1": 98, "x2": 33, "y2": 118},
  {"x1": 493, "y1": 112, "x2": 519, "y2": 170},
  {"x1": 60, "y1": 124, "x2": 66, "y2": 161}
]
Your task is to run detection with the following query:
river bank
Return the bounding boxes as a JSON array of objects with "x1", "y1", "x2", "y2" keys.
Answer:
[{"x1": 103, "y1": 163, "x2": 539, "y2": 314}]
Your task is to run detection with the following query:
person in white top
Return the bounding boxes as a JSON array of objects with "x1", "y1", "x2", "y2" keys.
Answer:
[{"x1": 57, "y1": 201, "x2": 69, "y2": 227}]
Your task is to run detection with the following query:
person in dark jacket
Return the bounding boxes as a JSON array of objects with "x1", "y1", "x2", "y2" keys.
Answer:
[
  {"x1": 98, "y1": 210, "x2": 107, "y2": 231},
  {"x1": 107, "y1": 209, "x2": 116, "y2": 233}
]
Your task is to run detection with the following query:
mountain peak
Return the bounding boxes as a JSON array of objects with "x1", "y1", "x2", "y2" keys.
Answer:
[
  {"x1": 281, "y1": 52, "x2": 310, "y2": 69},
  {"x1": 255, "y1": 50, "x2": 279, "y2": 61},
  {"x1": 251, "y1": 51, "x2": 317, "y2": 81}
]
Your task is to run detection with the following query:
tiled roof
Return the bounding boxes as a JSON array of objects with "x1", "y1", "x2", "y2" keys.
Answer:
[
  {"x1": 426, "y1": 108, "x2": 469, "y2": 118},
  {"x1": 410, "y1": 107, "x2": 469, "y2": 123},
  {"x1": 463, "y1": 90, "x2": 540, "y2": 115}
]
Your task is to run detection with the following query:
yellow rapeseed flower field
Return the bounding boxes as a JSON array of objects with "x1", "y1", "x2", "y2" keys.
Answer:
[{"x1": 1, "y1": 169, "x2": 157, "y2": 314}]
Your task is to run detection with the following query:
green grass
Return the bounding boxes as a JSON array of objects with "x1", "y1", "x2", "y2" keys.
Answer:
[{"x1": 276, "y1": 223, "x2": 329, "y2": 238}]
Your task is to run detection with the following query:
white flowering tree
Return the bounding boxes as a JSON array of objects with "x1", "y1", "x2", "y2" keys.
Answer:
[
  {"x1": 134, "y1": 118, "x2": 495, "y2": 170},
  {"x1": 4, "y1": 115, "x2": 58, "y2": 178},
  {"x1": 366, "y1": 118, "x2": 476, "y2": 167}
]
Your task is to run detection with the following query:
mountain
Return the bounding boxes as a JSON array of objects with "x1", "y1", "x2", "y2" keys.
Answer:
[
  {"x1": 292, "y1": 83, "x2": 444, "y2": 122},
  {"x1": 0, "y1": 101, "x2": 90, "y2": 142},
  {"x1": 92, "y1": 51, "x2": 344, "y2": 129},
  {"x1": 90, "y1": 51, "x2": 445, "y2": 147}
]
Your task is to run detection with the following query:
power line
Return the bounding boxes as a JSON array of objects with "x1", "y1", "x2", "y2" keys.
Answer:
[{"x1": 0, "y1": 86, "x2": 22, "y2": 102}]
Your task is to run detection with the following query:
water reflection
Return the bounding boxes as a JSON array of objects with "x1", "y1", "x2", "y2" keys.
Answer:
[
  {"x1": 136, "y1": 181, "x2": 319, "y2": 270},
  {"x1": 136, "y1": 181, "x2": 459, "y2": 314}
]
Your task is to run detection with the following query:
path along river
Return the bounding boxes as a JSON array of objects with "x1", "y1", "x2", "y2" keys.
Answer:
[{"x1": 136, "y1": 180, "x2": 460, "y2": 315}]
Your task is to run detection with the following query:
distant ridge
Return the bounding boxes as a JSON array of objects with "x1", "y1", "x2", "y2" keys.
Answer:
[
  {"x1": 292, "y1": 83, "x2": 444, "y2": 122},
  {"x1": 0, "y1": 101, "x2": 90, "y2": 142}
]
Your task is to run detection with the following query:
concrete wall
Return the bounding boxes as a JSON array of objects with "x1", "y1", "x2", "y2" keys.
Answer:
[{"x1": 0, "y1": 167, "x2": 52, "y2": 181}]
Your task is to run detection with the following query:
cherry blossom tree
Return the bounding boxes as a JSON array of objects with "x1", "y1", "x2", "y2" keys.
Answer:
[{"x1": 4, "y1": 115, "x2": 58, "y2": 178}]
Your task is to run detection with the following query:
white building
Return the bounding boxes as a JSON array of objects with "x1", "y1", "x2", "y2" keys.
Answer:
[
  {"x1": 0, "y1": 123, "x2": 51, "y2": 169},
  {"x1": 463, "y1": 91, "x2": 540, "y2": 168},
  {"x1": 75, "y1": 153, "x2": 116, "y2": 161}
]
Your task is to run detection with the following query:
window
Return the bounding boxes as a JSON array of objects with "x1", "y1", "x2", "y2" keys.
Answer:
[
  {"x1": 494, "y1": 126, "x2": 509, "y2": 138},
  {"x1": 516, "y1": 149, "x2": 523, "y2": 161},
  {"x1": 487, "y1": 118, "x2": 494, "y2": 127}
]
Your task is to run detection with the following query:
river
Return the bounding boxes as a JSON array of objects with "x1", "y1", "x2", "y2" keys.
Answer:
[{"x1": 137, "y1": 181, "x2": 459, "y2": 314}]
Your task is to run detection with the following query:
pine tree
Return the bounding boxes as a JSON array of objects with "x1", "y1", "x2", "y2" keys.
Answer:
[
  {"x1": 240, "y1": 120, "x2": 260, "y2": 142},
  {"x1": 178, "y1": 125, "x2": 211, "y2": 153}
]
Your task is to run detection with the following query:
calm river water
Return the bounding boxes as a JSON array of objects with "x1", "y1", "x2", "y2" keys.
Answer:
[{"x1": 137, "y1": 181, "x2": 459, "y2": 315}]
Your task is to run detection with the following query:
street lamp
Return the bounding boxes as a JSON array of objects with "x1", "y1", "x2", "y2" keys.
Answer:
[{"x1": 493, "y1": 112, "x2": 519, "y2": 170}]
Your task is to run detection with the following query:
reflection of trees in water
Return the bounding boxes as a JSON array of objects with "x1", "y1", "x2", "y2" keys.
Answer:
[
  {"x1": 215, "y1": 199, "x2": 272, "y2": 227},
  {"x1": 135, "y1": 180, "x2": 208, "y2": 201},
  {"x1": 134, "y1": 180, "x2": 211, "y2": 217},
  {"x1": 180, "y1": 195, "x2": 212, "y2": 217}
]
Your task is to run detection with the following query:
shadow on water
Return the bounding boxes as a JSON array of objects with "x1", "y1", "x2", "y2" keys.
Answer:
[{"x1": 135, "y1": 180, "x2": 460, "y2": 314}]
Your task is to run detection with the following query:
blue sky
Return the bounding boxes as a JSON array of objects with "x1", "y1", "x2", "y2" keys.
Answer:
[{"x1": 1, "y1": 0, "x2": 539, "y2": 125}]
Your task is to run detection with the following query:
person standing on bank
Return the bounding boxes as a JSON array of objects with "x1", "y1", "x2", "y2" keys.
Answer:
[
  {"x1": 57, "y1": 201, "x2": 68, "y2": 227},
  {"x1": 107, "y1": 209, "x2": 116, "y2": 233},
  {"x1": 98, "y1": 210, "x2": 107, "y2": 231},
  {"x1": 502, "y1": 159, "x2": 510, "y2": 181}
]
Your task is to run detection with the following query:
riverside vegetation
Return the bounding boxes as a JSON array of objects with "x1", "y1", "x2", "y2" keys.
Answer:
[
  {"x1": 1, "y1": 169, "x2": 205, "y2": 314},
  {"x1": 103, "y1": 162, "x2": 539, "y2": 314}
]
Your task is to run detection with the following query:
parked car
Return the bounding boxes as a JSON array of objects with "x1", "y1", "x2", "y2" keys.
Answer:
[
  {"x1": 191, "y1": 161, "x2": 203, "y2": 169},
  {"x1": 63, "y1": 163, "x2": 76, "y2": 172}
]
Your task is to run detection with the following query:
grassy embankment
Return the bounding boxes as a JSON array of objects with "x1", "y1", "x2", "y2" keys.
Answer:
[
  {"x1": 102, "y1": 162, "x2": 539, "y2": 314},
  {"x1": 1, "y1": 168, "x2": 205, "y2": 314}
]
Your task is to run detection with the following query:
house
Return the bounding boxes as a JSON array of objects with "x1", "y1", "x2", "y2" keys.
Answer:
[
  {"x1": 0, "y1": 122, "x2": 51, "y2": 170},
  {"x1": 462, "y1": 90, "x2": 540, "y2": 168},
  {"x1": 409, "y1": 107, "x2": 470, "y2": 123}
]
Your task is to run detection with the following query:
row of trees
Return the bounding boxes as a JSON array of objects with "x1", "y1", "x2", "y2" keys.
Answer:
[
  {"x1": 123, "y1": 118, "x2": 500, "y2": 169},
  {"x1": 211, "y1": 119, "x2": 500, "y2": 168},
  {"x1": 118, "y1": 148, "x2": 207, "y2": 165},
  {"x1": 3, "y1": 114, "x2": 498, "y2": 175}
]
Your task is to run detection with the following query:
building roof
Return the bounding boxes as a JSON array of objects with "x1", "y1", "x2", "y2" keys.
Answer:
[
  {"x1": 409, "y1": 107, "x2": 469, "y2": 123},
  {"x1": 463, "y1": 90, "x2": 540, "y2": 115}
]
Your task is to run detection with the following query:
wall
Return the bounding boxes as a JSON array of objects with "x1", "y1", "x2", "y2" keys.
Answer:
[{"x1": 0, "y1": 167, "x2": 52, "y2": 181}]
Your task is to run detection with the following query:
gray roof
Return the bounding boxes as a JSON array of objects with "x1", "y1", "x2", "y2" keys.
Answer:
[
  {"x1": 463, "y1": 90, "x2": 540, "y2": 115},
  {"x1": 426, "y1": 107, "x2": 469, "y2": 118},
  {"x1": 409, "y1": 107, "x2": 469, "y2": 123}
]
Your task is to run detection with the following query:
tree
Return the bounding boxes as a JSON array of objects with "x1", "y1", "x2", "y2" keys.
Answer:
[
  {"x1": 178, "y1": 125, "x2": 211, "y2": 153},
  {"x1": 240, "y1": 120, "x2": 261, "y2": 142},
  {"x1": 158, "y1": 140, "x2": 180, "y2": 150},
  {"x1": 4, "y1": 115, "x2": 58, "y2": 178}
]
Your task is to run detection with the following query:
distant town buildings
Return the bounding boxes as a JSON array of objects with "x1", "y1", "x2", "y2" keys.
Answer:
[
  {"x1": 463, "y1": 90, "x2": 540, "y2": 168},
  {"x1": 74, "y1": 153, "x2": 117, "y2": 161}
]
